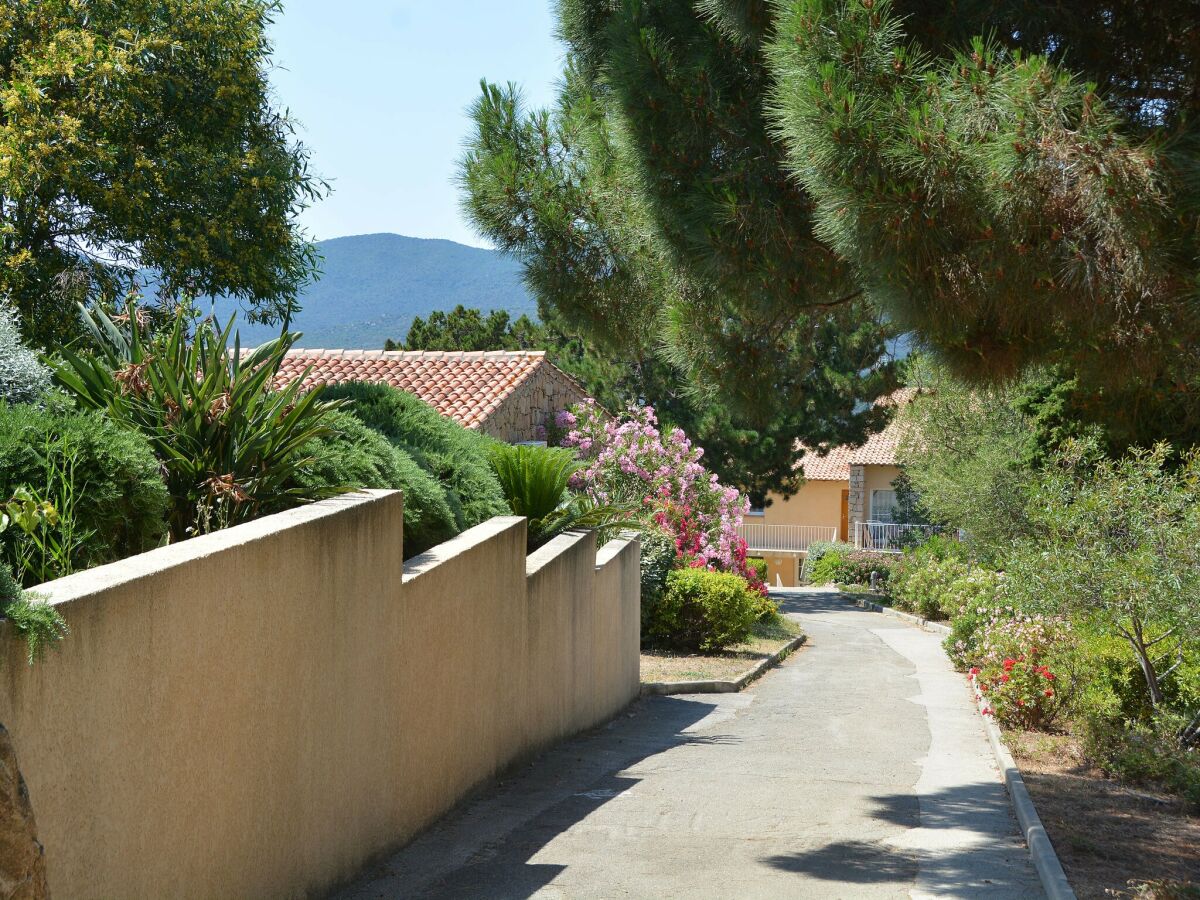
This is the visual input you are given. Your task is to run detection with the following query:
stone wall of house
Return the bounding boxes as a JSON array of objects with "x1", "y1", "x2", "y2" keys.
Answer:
[
  {"x1": 479, "y1": 365, "x2": 590, "y2": 443},
  {"x1": 0, "y1": 493, "x2": 640, "y2": 898},
  {"x1": 848, "y1": 464, "x2": 866, "y2": 531}
]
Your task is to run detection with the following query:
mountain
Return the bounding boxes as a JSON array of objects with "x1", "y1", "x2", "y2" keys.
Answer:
[{"x1": 209, "y1": 233, "x2": 537, "y2": 349}]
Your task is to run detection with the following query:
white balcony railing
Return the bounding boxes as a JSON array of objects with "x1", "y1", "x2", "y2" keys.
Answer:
[
  {"x1": 738, "y1": 523, "x2": 839, "y2": 554},
  {"x1": 852, "y1": 521, "x2": 941, "y2": 553}
]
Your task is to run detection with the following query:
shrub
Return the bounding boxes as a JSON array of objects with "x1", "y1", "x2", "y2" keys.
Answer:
[
  {"x1": 810, "y1": 549, "x2": 896, "y2": 587},
  {"x1": 321, "y1": 383, "x2": 508, "y2": 532},
  {"x1": 0, "y1": 401, "x2": 169, "y2": 584},
  {"x1": 639, "y1": 529, "x2": 681, "y2": 641},
  {"x1": 560, "y1": 402, "x2": 764, "y2": 591},
  {"x1": 973, "y1": 614, "x2": 1073, "y2": 730},
  {"x1": 1, "y1": 576, "x2": 67, "y2": 664},
  {"x1": 0, "y1": 301, "x2": 51, "y2": 406},
  {"x1": 53, "y1": 305, "x2": 341, "y2": 540},
  {"x1": 647, "y1": 568, "x2": 761, "y2": 652},
  {"x1": 292, "y1": 410, "x2": 458, "y2": 556},
  {"x1": 747, "y1": 557, "x2": 768, "y2": 583},
  {"x1": 486, "y1": 442, "x2": 636, "y2": 550},
  {"x1": 889, "y1": 554, "x2": 968, "y2": 620},
  {"x1": 801, "y1": 540, "x2": 853, "y2": 581},
  {"x1": 1083, "y1": 714, "x2": 1200, "y2": 808}
]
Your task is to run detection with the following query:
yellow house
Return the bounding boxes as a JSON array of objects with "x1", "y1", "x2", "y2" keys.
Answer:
[{"x1": 743, "y1": 391, "x2": 913, "y2": 587}]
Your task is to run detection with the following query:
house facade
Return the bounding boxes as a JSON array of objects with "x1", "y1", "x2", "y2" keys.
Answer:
[
  {"x1": 744, "y1": 391, "x2": 912, "y2": 587},
  {"x1": 271, "y1": 349, "x2": 591, "y2": 443}
]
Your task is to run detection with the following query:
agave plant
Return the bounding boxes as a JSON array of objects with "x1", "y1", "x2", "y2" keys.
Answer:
[
  {"x1": 52, "y1": 303, "x2": 342, "y2": 540},
  {"x1": 486, "y1": 442, "x2": 638, "y2": 550}
]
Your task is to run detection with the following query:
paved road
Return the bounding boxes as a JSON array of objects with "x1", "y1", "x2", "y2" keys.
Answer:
[{"x1": 333, "y1": 588, "x2": 1042, "y2": 899}]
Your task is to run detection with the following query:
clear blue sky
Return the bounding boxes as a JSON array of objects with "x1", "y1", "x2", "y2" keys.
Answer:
[{"x1": 269, "y1": 1, "x2": 564, "y2": 247}]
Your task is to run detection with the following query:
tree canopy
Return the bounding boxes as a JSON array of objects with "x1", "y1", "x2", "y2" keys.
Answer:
[
  {"x1": 0, "y1": 0, "x2": 326, "y2": 347},
  {"x1": 459, "y1": 49, "x2": 898, "y2": 498},
  {"x1": 465, "y1": 0, "x2": 1200, "y2": 453}
]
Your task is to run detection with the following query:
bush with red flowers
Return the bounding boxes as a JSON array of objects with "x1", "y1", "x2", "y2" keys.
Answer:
[{"x1": 973, "y1": 615, "x2": 1072, "y2": 729}]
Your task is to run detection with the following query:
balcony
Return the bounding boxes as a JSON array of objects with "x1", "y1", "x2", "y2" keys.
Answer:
[
  {"x1": 738, "y1": 523, "x2": 839, "y2": 554},
  {"x1": 853, "y1": 521, "x2": 942, "y2": 553}
]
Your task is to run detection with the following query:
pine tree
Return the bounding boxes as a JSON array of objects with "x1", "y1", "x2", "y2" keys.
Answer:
[
  {"x1": 459, "y1": 64, "x2": 898, "y2": 499},
  {"x1": 765, "y1": 0, "x2": 1200, "y2": 448}
]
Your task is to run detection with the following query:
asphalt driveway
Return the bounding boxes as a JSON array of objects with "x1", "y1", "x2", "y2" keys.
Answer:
[{"x1": 332, "y1": 588, "x2": 1042, "y2": 899}]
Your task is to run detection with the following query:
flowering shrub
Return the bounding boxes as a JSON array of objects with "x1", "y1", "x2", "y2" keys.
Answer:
[
  {"x1": 559, "y1": 401, "x2": 766, "y2": 594},
  {"x1": 973, "y1": 614, "x2": 1072, "y2": 729},
  {"x1": 889, "y1": 555, "x2": 968, "y2": 620},
  {"x1": 809, "y1": 549, "x2": 896, "y2": 586},
  {"x1": 940, "y1": 571, "x2": 1009, "y2": 666}
]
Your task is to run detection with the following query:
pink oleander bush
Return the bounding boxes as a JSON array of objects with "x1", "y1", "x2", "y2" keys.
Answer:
[
  {"x1": 973, "y1": 614, "x2": 1072, "y2": 729},
  {"x1": 558, "y1": 401, "x2": 767, "y2": 597}
]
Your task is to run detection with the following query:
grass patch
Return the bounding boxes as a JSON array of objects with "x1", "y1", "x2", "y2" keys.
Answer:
[
  {"x1": 1006, "y1": 728, "x2": 1200, "y2": 898},
  {"x1": 640, "y1": 617, "x2": 803, "y2": 684}
]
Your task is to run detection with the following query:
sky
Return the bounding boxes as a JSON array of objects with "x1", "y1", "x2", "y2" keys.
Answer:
[{"x1": 269, "y1": 1, "x2": 565, "y2": 248}]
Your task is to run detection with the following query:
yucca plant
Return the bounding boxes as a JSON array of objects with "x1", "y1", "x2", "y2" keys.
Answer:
[
  {"x1": 52, "y1": 303, "x2": 342, "y2": 540},
  {"x1": 486, "y1": 442, "x2": 638, "y2": 551}
]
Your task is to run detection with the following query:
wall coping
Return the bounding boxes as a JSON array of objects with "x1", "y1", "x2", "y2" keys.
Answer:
[
  {"x1": 31, "y1": 490, "x2": 400, "y2": 608},
  {"x1": 403, "y1": 516, "x2": 525, "y2": 583}
]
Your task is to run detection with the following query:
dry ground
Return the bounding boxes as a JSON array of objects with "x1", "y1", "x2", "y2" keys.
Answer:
[
  {"x1": 1007, "y1": 729, "x2": 1200, "y2": 899},
  {"x1": 639, "y1": 617, "x2": 803, "y2": 683}
]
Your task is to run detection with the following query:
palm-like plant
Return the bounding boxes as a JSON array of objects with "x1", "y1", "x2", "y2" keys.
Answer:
[
  {"x1": 486, "y1": 442, "x2": 638, "y2": 550},
  {"x1": 52, "y1": 303, "x2": 342, "y2": 540}
]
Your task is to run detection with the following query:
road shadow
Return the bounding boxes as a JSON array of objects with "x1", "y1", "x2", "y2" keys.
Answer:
[
  {"x1": 762, "y1": 782, "x2": 1036, "y2": 894},
  {"x1": 333, "y1": 694, "x2": 727, "y2": 900},
  {"x1": 772, "y1": 587, "x2": 870, "y2": 618}
]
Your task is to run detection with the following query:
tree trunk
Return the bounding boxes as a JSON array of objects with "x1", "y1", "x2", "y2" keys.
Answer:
[
  {"x1": 1127, "y1": 620, "x2": 1165, "y2": 708},
  {"x1": 0, "y1": 722, "x2": 47, "y2": 899}
]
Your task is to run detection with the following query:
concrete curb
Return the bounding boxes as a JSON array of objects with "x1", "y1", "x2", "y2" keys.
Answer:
[
  {"x1": 836, "y1": 593, "x2": 953, "y2": 635},
  {"x1": 834, "y1": 591, "x2": 1075, "y2": 899},
  {"x1": 640, "y1": 634, "x2": 807, "y2": 696},
  {"x1": 970, "y1": 674, "x2": 1077, "y2": 900}
]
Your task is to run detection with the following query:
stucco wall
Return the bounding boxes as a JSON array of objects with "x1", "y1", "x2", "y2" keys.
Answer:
[
  {"x1": 0, "y1": 492, "x2": 640, "y2": 899},
  {"x1": 758, "y1": 479, "x2": 844, "y2": 531}
]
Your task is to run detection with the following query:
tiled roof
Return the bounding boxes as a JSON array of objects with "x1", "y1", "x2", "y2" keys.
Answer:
[
  {"x1": 266, "y1": 349, "x2": 569, "y2": 430},
  {"x1": 796, "y1": 444, "x2": 853, "y2": 481},
  {"x1": 797, "y1": 389, "x2": 917, "y2": 479}
]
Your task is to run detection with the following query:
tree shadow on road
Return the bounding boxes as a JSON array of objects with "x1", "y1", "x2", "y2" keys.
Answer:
[
  {"x1": 332, "y1": 694, "x2": 730, "y2": 900},
  {"x1": 761, "y1": 783, "x2": 1037, "y2": 894}
]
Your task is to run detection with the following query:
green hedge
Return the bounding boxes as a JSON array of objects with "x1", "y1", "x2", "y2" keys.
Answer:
[
  {"x1": 809, "y1": 549, "x2": 897, "y2": 587},
  {"x1": 646, "y1": 567, "x2": 761, "y2": 652},
  {"x1": 294, "y1": 410, "x2": 458, "y2": 555},
  {"x1": 321, "y1": 383, "x2": 508, "y2": 533},
  {"x1": 0, "y1": 400, "x2": 169, "y2": 583}
]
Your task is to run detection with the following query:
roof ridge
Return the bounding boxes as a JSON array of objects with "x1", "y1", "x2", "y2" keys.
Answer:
[{"x1": 283, "y1": 348, "x2": 549, "y2": 359}]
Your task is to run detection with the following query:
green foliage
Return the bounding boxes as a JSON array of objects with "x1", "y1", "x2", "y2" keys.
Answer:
[
  {"x1": 487, "y1": 442, "x2": 636, "y2": 551},
  {"x1": 1, "y1": 592, "x2": 67, "y2": 665},
  {"x1": 0, "y1": 400, "x2": 168, "y2": 584},
  {"x1": 646, "y1": 568, "x2": 761, "y2": 653},
  {"x1": 974, "y1": 615, "x2": 1072, "y2": 729},
  {"x1": 801, "y1": 540, "x2": 854, "y2": 582},
  {"x1": 292, "y1": 410, "x2": 458, "y2": 557},
  {"x1": 810, "y1": 550, "x2": 896, "y2": 587},
  {"x1": 767, "y1": 0, "x2": 1200, "y2": 448},
  {"x1": 747, "y1": 558, "x2": 768, "y2": 583},
  {"x1": 395, "y1": 305, "x2": 545, "y2": 352},
  {"x1": 0, "y1": 301, "x2": 49, "y2": 405},
  {"x1": 1006, "y1": 444, "x2": 1200, "y2": 714},
  {"x1": 52, "y1": 304, "x2": 340, "y2": 541},
  {"x1": 320, "y1": 382, "x2": 509, "y2": 534},
  {"x1": 0, "y1": 0, "x2": 326, "y2": 347},
  {"x1": 459, "y1": 62, "x2": 899, "y2": 499},
  {"x1": 639, "y1": 529, "x2": 681, "y2": 642},
  {"x1": 890, "y1": 555, "x2": 970, "y2": 621},
  {"x1": 2, "y1": 560, "x2": 68, "y2": 664}
]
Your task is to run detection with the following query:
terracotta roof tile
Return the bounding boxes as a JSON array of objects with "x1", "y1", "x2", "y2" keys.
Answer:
[
  {"x1": 262, "y1": 349, "x2": 566, "y2": 430},
  {"x1": 796, "y1": 389, "x2": 917, "y2": 479}
]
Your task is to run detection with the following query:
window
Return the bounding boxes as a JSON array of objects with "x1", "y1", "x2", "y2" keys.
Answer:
[
  {"x1": 746, "y1": 504, "x2": 766, "y2": 517},
  {"x1": 870, "y1": 490, "x2": 898, "y2": 523}
]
